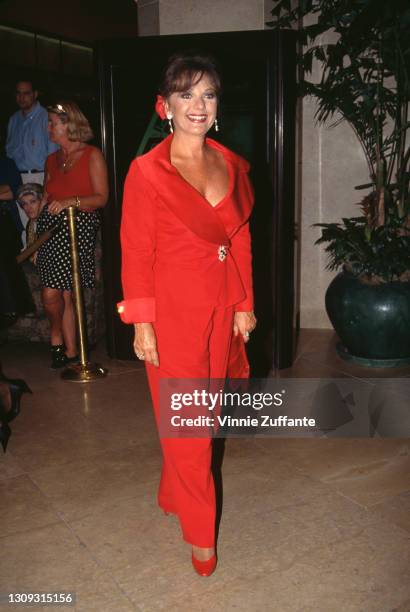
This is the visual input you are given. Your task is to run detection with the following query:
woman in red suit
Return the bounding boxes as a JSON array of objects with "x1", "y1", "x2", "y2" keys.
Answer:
[{"x1": 118, "y1": 53, "x2": 256, "y2": 576}]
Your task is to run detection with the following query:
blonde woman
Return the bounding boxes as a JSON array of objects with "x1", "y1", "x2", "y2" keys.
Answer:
[
  {"x1": 16, "y1": 182, "x2": 44, "y2": 248},
  {"x1": 36, "y1": 101, "x2": 108, "y2": 368}
]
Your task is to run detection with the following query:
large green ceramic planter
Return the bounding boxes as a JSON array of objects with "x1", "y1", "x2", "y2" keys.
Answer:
[{"x1": 325, "y1": 271, "x2": 410, "y2": 366}]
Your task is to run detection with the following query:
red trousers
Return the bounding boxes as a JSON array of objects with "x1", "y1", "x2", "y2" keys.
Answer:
[{"x1": 145, "y1": 304, "x2": 234, "y2": 547}]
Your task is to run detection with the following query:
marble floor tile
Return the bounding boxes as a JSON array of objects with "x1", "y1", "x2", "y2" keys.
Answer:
[
  {"x1": 69, "y1": 494, "x2": 182, "y2": 571},
  {"x1": 266, "y1": 438, "x2": 410, "y2": 507},
  {"x1": 13, "y1": 375, "x2": 158, "y2": 456},
  {"x1": 370, "y1": 490, "x2": 410, "y2": 533},
  {"x1": 9, "y1": 417, "x2": 138, "y2": 473},
  {"x1": 29, "y1": 442, "x2": 162, "y2": 521},
  {"x1": 9, "y1": 392, "x2": 94, "y2": 434},
  {"x1": 180, "y1": 569, "x2": 407, "y2": 612},
  {"x1": 301, "y1": 337, "x2": 410, "y2": 379},
  {"x1": 0, "y1": 449, "x2": 26, "y2": 481},
  {"x1": 70, "y1": 497, "x2": 245, "y2": 611},
  {"x1": 1, "y1": 333, "x2": 410, "y2": 611},
  {"x1": 274, "y1": 356, "x2": 350, "y2": 378},
  {"x1": 69, "y1": 372, "x2": 158, "y2": 442},
  {"x1": 267, "y1": 438, "x2": 410, "y2": 481},
  {"x1": 0, "y1": 474, "x2": 59, "y2": 538},
  {"x1": 322, "y1": 450, "x2": 410, "y2": 507},
  {"x1": 176, "y1": 519, "x2": 410, "y2": 612},
  {"x1": 391, "y1": 599, "x2": 410, "y2": 612},
  {"x1": 295, "y1": 328, "x2": 334, "y2": 358},
  {"x1": 0, "y1": 522, "x2": 135, "y2": 612},
  {"x1": 9, "y1": 391, "x2": 160, "y2": 473}
]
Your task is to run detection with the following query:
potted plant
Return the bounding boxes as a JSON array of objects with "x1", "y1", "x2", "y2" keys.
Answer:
[{"x1": 268, "y1": 0, "x2": 410, "y2": 365}]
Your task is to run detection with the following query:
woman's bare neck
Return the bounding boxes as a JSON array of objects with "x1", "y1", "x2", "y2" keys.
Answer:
[
  {"x1": 170, "y1": 132, "x2": 208, "y2": 162},
  {"x1": 60, "y1": 140, "x2": 84, "y2": 156}
]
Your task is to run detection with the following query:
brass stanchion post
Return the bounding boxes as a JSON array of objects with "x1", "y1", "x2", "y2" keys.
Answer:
[{"x1": 61, "y1": 206, "x2": 107, "y2": 382}]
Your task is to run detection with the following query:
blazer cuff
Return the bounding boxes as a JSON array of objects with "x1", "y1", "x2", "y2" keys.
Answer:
[
  {"x1": 234, "y1": 297, "x2": 254, "y2": 312},
  {"x1": 117, "y1": 297, "x2": 155, "y2": 323}
]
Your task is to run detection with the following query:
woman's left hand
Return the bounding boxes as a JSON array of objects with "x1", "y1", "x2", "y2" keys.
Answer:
[
  {"x1": 48, "y1": 198, "x2": 75, "y2": 215},
  {"x1": 233, "y1": 311, "x2": 257, "y2": 343}
]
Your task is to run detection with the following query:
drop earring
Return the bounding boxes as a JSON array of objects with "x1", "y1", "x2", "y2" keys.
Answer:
[
  {"x1": 214, "y1": 118, "x2": 219, "y2": 132},
  {"x1": 167, "y1": 115, "x2": 173, "y2": 133}
]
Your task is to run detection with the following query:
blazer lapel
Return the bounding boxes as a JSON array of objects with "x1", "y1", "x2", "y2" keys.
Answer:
[{"x1": 137, "y1": 135, "x2": 231, "y2": 246}]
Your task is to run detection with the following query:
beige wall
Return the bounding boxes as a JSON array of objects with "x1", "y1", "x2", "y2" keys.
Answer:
[
  {"x1": 137, "y1": 0, "x2": 267, "y2": 35},
  {"x1": 301, "y1": 97, "x2": 368, "y2": 327},
  {"x1": 300, "y1": 21, "x2": 368, "y2": 327},
  {"x1": 136, "y1": 0, "x2": 368, "y2": 329},
  {"x1": 160, "y1": 0, "x2": 265, "y2": 34}
]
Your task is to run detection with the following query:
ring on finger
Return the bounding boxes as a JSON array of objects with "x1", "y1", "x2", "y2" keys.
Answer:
[
  {"x1": 244, "y1": 331, "x2": 250, "y2": 338},
  {"x1": 136, "y1": 352, "x2": 145, "y2": 360}
]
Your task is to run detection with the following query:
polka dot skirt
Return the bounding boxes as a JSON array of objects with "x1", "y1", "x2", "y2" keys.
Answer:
[{"x1": 36, "y1": 205, "x2": 100, "y2": 290}]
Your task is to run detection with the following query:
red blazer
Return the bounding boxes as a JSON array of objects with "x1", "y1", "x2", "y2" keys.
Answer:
[{"x1": 117, "y1": 134, "x2": 254, "y2": 325}]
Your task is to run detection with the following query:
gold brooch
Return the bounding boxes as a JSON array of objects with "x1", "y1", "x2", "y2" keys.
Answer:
[{"x1": 218, "y1": 246, "x2": 227, "y2": 261}]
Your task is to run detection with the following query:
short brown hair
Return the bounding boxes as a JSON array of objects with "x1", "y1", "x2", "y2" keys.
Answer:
[
  {"x1": 47, "y1": 100, "x2": 93, "y2": 142},
  {"x1": 159, "y1": 52, "x2": 221, "y2": 99}
]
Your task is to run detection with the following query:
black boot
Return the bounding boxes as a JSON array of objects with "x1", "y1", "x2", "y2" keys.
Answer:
[
  {"x1": 50, "y1": 344, "x2": 68, "y2": 370},
  {"x1": 0, "y1": 420, "x2": 11, "y2": 452},
  {"x1": 0, "y1": 398, "x2": 11, "y2": 453},
  {"x1": 0, "y1": 370, "x2": 32, "y2": 422},
  {"x1": 6, "y1": 381, "x2": 32, "y2": 422}
]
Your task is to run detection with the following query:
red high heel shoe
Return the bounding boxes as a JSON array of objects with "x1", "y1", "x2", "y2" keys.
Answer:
[{"x1": 191, "y1": 552, "x2": 217, "y2": 577}]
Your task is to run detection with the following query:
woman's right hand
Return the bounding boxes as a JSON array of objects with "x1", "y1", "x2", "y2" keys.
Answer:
[{"x1": 133, "y1": 323, "x2": 159, "y2": 367}]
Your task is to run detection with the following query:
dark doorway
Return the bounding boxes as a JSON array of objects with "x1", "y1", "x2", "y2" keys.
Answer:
[{"x1": 97, "y1": 30, "x2": 299, "y2": 371}]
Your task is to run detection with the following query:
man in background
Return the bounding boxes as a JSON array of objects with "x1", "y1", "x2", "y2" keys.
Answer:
[{"x1": 6, "y1": 78, "x2": 58, "y2": 230}]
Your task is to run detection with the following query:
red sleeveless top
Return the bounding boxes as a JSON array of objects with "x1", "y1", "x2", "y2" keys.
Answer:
[{"x1": 45, "y1": 145, "x2": 95, "y2": 201}]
